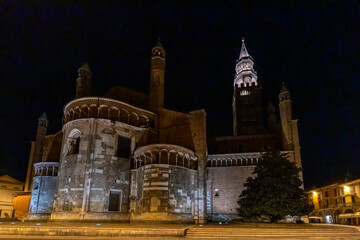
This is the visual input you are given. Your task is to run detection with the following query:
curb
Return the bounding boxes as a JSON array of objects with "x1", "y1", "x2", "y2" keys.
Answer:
[{"x1": 310, "y1": 223, "x2": 360, "y2": 232}]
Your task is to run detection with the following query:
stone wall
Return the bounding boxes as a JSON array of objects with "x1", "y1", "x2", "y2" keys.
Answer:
[
  {"x1": 131, "y1": 164, "x2": 197, "y2": 222},
  {"x1": 158, "y1": 109, "x2": 194, "y2": 151},
  {"x1": 42, "y1": 131, "x2": 62, "y2": 162},
  {"x1": 207, "y1": 166, "x2": 255, "y2": 221},
  {"x1": 189, "y1": 110, "x2": 207, "y2": 224},
  {"x1": 28, "y1": 176, "x2": 57, "y2": 219},
  {"x1": 51, "y1": 118, "x2": 148, "y2": 221},
  {"x1": 208, "y1": 133, "x2": 281, "y2": 154}
]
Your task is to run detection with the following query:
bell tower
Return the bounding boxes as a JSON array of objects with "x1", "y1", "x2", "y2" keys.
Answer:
[
  {"x1": 233, "y1": 39, "x2": 264, "y2": 135},
  {"x1": 27, "y1": 113, "x2": 48, "y2": 190},
  {"x1": 278, "y1": 84, "x2": 303, "y2": 180},
  {"x1": 34, "y1": 113, "x2": 48, "y2": 164},
  {"x1": 279, "y1": 84, "x2": 293, "y2": 149},
  {"x1": 149, "y1": 40, "x2": 166, "y2": 113}
]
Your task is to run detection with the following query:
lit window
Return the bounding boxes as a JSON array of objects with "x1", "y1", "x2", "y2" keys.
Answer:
[
  {"x1": 344, "y1": 186, "x2": 350, "y2": 195},
  {"x1": 240, "y1": 90, "x2": 250, "y2": 96}
]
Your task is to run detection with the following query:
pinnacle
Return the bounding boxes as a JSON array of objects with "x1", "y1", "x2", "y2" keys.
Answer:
[
  {"x1": 280, "y1": 83, "x2": 289, "y2": 93},
  {"x1": 155, "y1": 38, "x2": 164, "y2": 48},
  {"x1": 40, "y1": 112, "x2": 48, "y2": 121},
  {"x1": 239, "y1": 39, "x2": 250, "y2": 59},
  {"x1": 80, "y1": 63, "x2": 91, "y2": 72}
]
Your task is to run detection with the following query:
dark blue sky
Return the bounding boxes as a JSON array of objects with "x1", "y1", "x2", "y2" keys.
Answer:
[{"x1": 0, "y1": 1, "x2": 359, "y2": 189}]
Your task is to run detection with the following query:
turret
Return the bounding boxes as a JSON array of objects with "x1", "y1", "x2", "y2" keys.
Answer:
[
  {"x1": 278, "y1": 84, "x2": 303, "y2": 183},
  {"x1": 149, "y1": 40, "x2": 166, "y2": 112},
  {"x1": 27, "y1": 113, "x2": 48, "y2": 190},
  {"x1": 279, "y1": 84, "x2": 292, "y2": 149},
  {"x1": 75, "y1": 63, "x2": 92, "y2": 98},
  {"x1": 34, "y1": 113, "x2": 48, "y2": 164},
  {"x1": 232, "y1": 39, "x2": 264, "y2": 135}
]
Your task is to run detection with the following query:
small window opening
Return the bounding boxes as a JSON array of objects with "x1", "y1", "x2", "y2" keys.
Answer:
[
  {"x1": 109, "y1": 191, "x2": 121, "y2": 211},
  {"x1": 67, "y1": 129, "x2": 81, "y2": 156},
  {"x1": 116, "y1": 136, "x2": 131, "y2": 158},
  {"x1": 214, "y1": 189, "x2": 219, "y2": 197}
]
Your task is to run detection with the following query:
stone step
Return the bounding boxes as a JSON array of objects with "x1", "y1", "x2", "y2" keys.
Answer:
[
  {"x1": 185, "y1": 227, "x2": 359, "y2": 237},
  {"x1": 187, "y1": 229, "x2": 356, "y2": 233},
  {"x1": 186, "y1": 231, "x2": 358, "y2": 237},
  {"x1": 0, "y1": 227, "x2": 185, "y2": 237},
  {"x1": 186, "y1": 234, "x2": 358, "y2": 239},
  {"x1": 187, "y1": 232, "x2": 356, "y2": 235}
]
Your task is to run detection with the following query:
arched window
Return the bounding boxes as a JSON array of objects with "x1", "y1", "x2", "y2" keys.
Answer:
[
  {"x1": 169, "y1": 151, "x2": 176, "y2": 165},
  {"x1": 67, "y1": 129, "x2": 81, "y2": 156},
  {"x1": 160, "y1": 150, "x2": 168, "y2": 164},
  {"x1": 109, "y1": 107, "x2": 119, "y2": 121},
  {"x1": 98, "y1": 106, "x2": 109, "y2": 119},
  {"x1": 129, "y1": 112, "x2": 139, "y2": 126}
]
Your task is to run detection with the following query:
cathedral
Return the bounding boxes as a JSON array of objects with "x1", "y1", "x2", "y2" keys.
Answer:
[{"x1": 23, "y1": 40, "x2": 302, "y2": 223}]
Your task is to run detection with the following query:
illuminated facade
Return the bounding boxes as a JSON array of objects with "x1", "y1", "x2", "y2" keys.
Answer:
[
  {"x1": 206, "y1": 40, "x2": 302, "y2": 221},
  {"x1": 0, "y1": 175, "x2": 24, "y2": 218},
  {"x1": 308, "y1": 178, "x2": 360, "y2": 225},
  {"x1": 26, "y1": 42, "x2": 207, "y2": 223},
  {"x1": 25, "y1": 40, "x2": 302, "y2": 223}
]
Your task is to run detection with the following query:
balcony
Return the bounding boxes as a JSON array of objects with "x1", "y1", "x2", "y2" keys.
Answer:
[{"x1": 34, "y1": 162, "x2": 60, "y2": 177}]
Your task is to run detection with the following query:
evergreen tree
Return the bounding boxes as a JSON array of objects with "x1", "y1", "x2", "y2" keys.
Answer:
[{"x1": 237, "y1": 149, "x2": 311, "y2": 223}]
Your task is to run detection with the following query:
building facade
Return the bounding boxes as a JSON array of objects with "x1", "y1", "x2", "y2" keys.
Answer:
[
  {"x1": 308, "y1": 178, "x2": 360, "y2": 225},
  {"x1": 0, "y1": 175, "x2": 24, "y2": 218},
  {"x1": 206, "y1": 40, "x2": 302, "y2": 221},
  {"x1": 26, "y1": 40, "x2": 302, "y2": 223}
]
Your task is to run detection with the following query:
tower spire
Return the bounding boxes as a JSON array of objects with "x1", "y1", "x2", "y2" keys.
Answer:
[
  {"x1": 239, "y1": 38, "x2": 250, "y2": 59},
  {"x1": 280, "y1": 82, "x2": 289, "y2": 93},
  {"x1": 156, "y1": 38, "x2": 162, "y2": 47},
  {"x1": 234, "y1": 39, "x2": 257, "y2": 88}
]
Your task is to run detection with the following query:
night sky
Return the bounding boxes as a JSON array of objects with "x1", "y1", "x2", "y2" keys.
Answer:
[{"x1": 0, "y1": 1, "x2": 359, "y2": 189}]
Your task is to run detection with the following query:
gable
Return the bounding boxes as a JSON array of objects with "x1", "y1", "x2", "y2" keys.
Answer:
[{"x1": 0, "y1": 175, "x2": 23, "y2": 184}]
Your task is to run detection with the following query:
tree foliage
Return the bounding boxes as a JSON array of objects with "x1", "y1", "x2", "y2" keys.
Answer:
[{"x1": 237, "y1": 149, "x2": 312, "y2": 222}]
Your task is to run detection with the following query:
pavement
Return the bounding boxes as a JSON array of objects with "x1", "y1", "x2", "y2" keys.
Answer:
[
  {"x1": 0, "y1": 221, "x2": 359, "y2": 239},
  {"x1": 186, "y1": 223, "x2": 360, "y2": 239}
]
